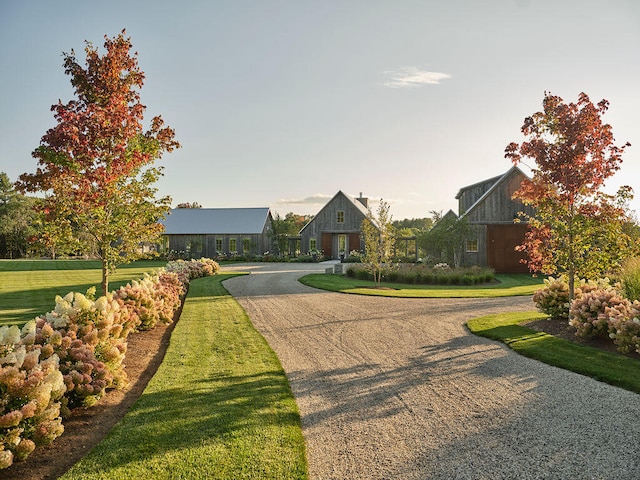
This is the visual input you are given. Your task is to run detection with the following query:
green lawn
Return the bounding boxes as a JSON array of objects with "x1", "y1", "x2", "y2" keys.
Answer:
[
  {"x1": 299, "y1": 273, "x2": 544, "y2": 297},
  {"x1": 60, "y1": 273, "x2": 308, "y2": 480},
  {"x1": 0, "y1": 259, "x2": 167, "y2": 326},
  {"x1": 467, "y1": 311, "x2": 640, "y2": 394}
]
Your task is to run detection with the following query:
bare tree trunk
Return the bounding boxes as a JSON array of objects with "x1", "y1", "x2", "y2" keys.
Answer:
[
  {"x1": 101, "y1": 260, "x2": 109, "y2": 296},
  {"x1": 567, "y1": 208, "x2": 575, "y2": 304}
]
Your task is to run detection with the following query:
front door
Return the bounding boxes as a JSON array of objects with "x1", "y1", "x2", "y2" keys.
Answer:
[
  {"x1": 321, "y1": 233, "x2": 332, "y2": 258},
  {"x1": 338, "y1": 234, "x2": 347, "y2": 258},
  {"x1": 487, "y1": 224, "x2": 529, "y2": 273}
]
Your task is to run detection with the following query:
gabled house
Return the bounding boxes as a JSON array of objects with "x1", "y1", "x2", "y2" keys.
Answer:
[
  {"x1": 456, "y1": 166, "x2": 535, "y2": 273},
  {"x1": 300, "y1": 191, "x2": 371, "y2": 259},
  {"x1": 160, "y1": 207, "x2": 274, "y2": 258}
]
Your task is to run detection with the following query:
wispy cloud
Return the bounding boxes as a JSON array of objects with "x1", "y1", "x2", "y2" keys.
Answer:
[
  {"x1": 383, "y1": 67, "x2": 451, "y2": 88},
  {"x1": 276, "y1": 194, "x2": 332, "y2": 205}
]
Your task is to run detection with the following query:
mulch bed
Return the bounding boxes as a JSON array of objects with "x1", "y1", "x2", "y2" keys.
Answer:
[
  {"x1": 0, "y1": 310, "x2": 180, "y2": 480},
  {"x1": 523, "y1": 316, "x2": 640, "y2": 360}
]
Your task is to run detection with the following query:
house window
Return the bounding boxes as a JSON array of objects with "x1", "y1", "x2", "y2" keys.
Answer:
[
  {"x1": 466, "y1": 239, "x2": 478, "y2": 253},
  {"x1": 242, "y1": 238, "x2": 251, "y2": 254},
  {"x1": 337, "y1": 211, "x2": 344, "y2": 223},
  {"x1": 193, "y1": 236, "x2": 203, "y2": 254},
  {"x1": 229, "y1": 238, "x2": 237, "y2": 253},
  {"x1": 215, "y1": 238, "x2": 223, "y2": 253},
  {"x1": 309, "y1": 238, "x2": 317, "y2": 252}
]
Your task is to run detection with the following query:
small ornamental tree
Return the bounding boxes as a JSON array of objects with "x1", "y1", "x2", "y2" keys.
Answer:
[
  {"x1": 421, "y1": 210, "x2": 472, "y2": 267},
  {"x1": 362, "y1": 199, "x2": 395, "y2": 286},
  {"x1": 17, "y1": 31, "x2": 180, "y2": 294},
  {"x1": 505, "y1": 92, "x2": 635, "y2": 301}
]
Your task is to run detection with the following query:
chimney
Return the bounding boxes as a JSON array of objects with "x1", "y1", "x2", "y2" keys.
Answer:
[{"x1": 356, "y1": 192, "x2": 369, "y2": 208}]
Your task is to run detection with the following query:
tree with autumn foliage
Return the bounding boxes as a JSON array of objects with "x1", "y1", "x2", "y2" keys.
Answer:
[
  {"x1": 505, "y1": 92, "x2": 636, "y2": 301},
  {"x1": 17, "y1": 31, "x2": 180, "y2": 294}
]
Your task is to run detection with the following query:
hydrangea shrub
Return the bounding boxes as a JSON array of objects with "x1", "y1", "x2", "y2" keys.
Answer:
[
  {"x1": 32, "y1": 290, "x2": 131, "y2": 410},
  {"x1": 533, "y1": 276, "x2": 613, "y2": 320},
  {"x1": 569, "y1": 287, "x2": 627, "y2": 338},
  {"x1": 0, "y1": 258, "x2": 219, "y2": 468},
  {"x1": 0, "y1": 324, "x2": 66, "y2": 469}
]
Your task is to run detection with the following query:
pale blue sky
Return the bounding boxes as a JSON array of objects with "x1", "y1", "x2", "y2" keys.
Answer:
[{"x1": 1, "y1": 0, "x2": 639, "y2": 219}]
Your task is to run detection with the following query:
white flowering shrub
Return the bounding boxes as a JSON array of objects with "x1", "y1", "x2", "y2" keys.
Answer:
[
  {"x1": 433, "y1": 263, "x2": 450, "y2": 270},
  {"x1": 533, "y1": 276, "x2": 571, "y2": 319},
  {"x1": 0, "y1": 323, "x2": 66, "y2": 469}
]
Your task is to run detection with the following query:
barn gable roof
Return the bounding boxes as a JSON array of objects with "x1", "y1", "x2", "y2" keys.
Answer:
[
  {"x1": 459, "y1": 165, "x2": 529, "y2": 219},
  {"x1": 299, "y1": 190, "x2": 370, "y2": 234},
  {"x1": 161, "y1": 208, "x2": 272, "y2": 235}
]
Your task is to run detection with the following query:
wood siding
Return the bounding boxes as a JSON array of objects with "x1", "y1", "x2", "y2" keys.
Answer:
[
  {"x1": 457, "y1": 176, "x2": 501, "y2": 214},
  {"x1": 457, "y1": 167, "x2": 535, "y2": 273},
  {"x1": 301, "y1": 191, "x2": 369, "y2": 259},
  {"x1": 166, "y1": 233, "x2": 269, "y2": 257},
  {"x1": 464, "y1": 171, "x2": 535, "y2": 225}
]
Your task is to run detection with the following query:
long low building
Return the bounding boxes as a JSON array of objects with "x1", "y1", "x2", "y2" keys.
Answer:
[{"x1": 159, "y1": 207, "x2": 274, "y2": 258}]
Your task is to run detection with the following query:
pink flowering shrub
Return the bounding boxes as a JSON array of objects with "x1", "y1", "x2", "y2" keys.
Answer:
[
  {"x1": 116, "y1": 275, "x2": 161, "y2": 331},
  {"x1": 607, "y1": 300, "x2": 640, "y2": 354},
  {"x1": 568, "y1": 282, "x2": 640, "y2": 355},
  {"x1": 533, "y1": 276, "x2": 612, "y2": 320},
  {"x1": 32, "y1": 289, "x2": 131, "y2": 410},
  {"x1": 165, "y1": 258, "x2": 219, "y2": 285},
  {"x1": 569, "y1": 287, "x2": 627, "y2": 338},
  {"x1": 0, "y1": 324, "x2": 66, "y2": 469},
  {"x1": 0, "y1": 257, "x2": 218, "y2": 469},
  {"x1": 156, "y1": 271, "x2": 186, "y2": 323}
]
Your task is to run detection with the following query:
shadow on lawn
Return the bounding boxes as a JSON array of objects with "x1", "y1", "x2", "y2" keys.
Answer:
[{"x1": 74, "y1": 369, "x2": 302, "y2": 475}]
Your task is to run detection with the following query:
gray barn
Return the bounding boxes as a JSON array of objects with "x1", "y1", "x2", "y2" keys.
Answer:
[
  {"x1": 300, "y1": 191, "x2": 371, "y2": 259},
  {"x1": 457, "y1": 166, "x2": 535, "y2": 272},
  {"x1": 160, "y1": 208, "x2": 274, "y2": 258}
]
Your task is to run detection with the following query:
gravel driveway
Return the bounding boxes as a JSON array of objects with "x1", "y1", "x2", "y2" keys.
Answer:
[{"x1": 223, "y1": 263, "x2": 640, "y2": 480}]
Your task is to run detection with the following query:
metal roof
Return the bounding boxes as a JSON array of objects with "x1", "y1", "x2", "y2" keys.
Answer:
[{"x1": 161, "y1": 208, "x2": 271, "y2": 235}]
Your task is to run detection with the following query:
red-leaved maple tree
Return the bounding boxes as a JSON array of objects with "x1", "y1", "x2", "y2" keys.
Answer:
[
  {"x1": 505, "y1": 92, "x2": 635, "y2": 301},
  {"x1": 17, "y1": 30, "x2": 180, "y2": 294}
]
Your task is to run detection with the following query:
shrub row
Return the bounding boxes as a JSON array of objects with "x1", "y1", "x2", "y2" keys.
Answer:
[
  {"x1": 345, "y1": 264, "x2": 495, "y2": 286},
  {"x1": 533, "y1": 274, "x2": 640, "y2": 355},
  {"x1": 0, "y1": 258, "x2": 219, "y2": 469},
  {"x1": 531, "y1": 276, "x2": 611, "y2": 320}
]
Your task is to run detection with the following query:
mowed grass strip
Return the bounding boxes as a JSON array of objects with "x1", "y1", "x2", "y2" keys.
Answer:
[
  {"x1": 467, "y1": 311, "x2": 640, "y2": 394},
  {"x1": 60, "y1": 273, "x2": 308, "y2": 480},
  {"x1": 0, "y1": 259, "x2": 167, "y2": 326},
  {"x1": 300, "y1": 273, "x2": 544, "y2": 298}
]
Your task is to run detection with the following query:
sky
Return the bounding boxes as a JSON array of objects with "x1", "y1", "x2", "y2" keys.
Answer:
[{"x1": 1, "y1": 0, "x2": 639, "y2": 220}]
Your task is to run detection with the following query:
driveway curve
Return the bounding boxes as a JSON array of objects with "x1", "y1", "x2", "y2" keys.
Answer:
[{"x1": 223, "y1": 263, "x2": 640, "y2": 480}]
